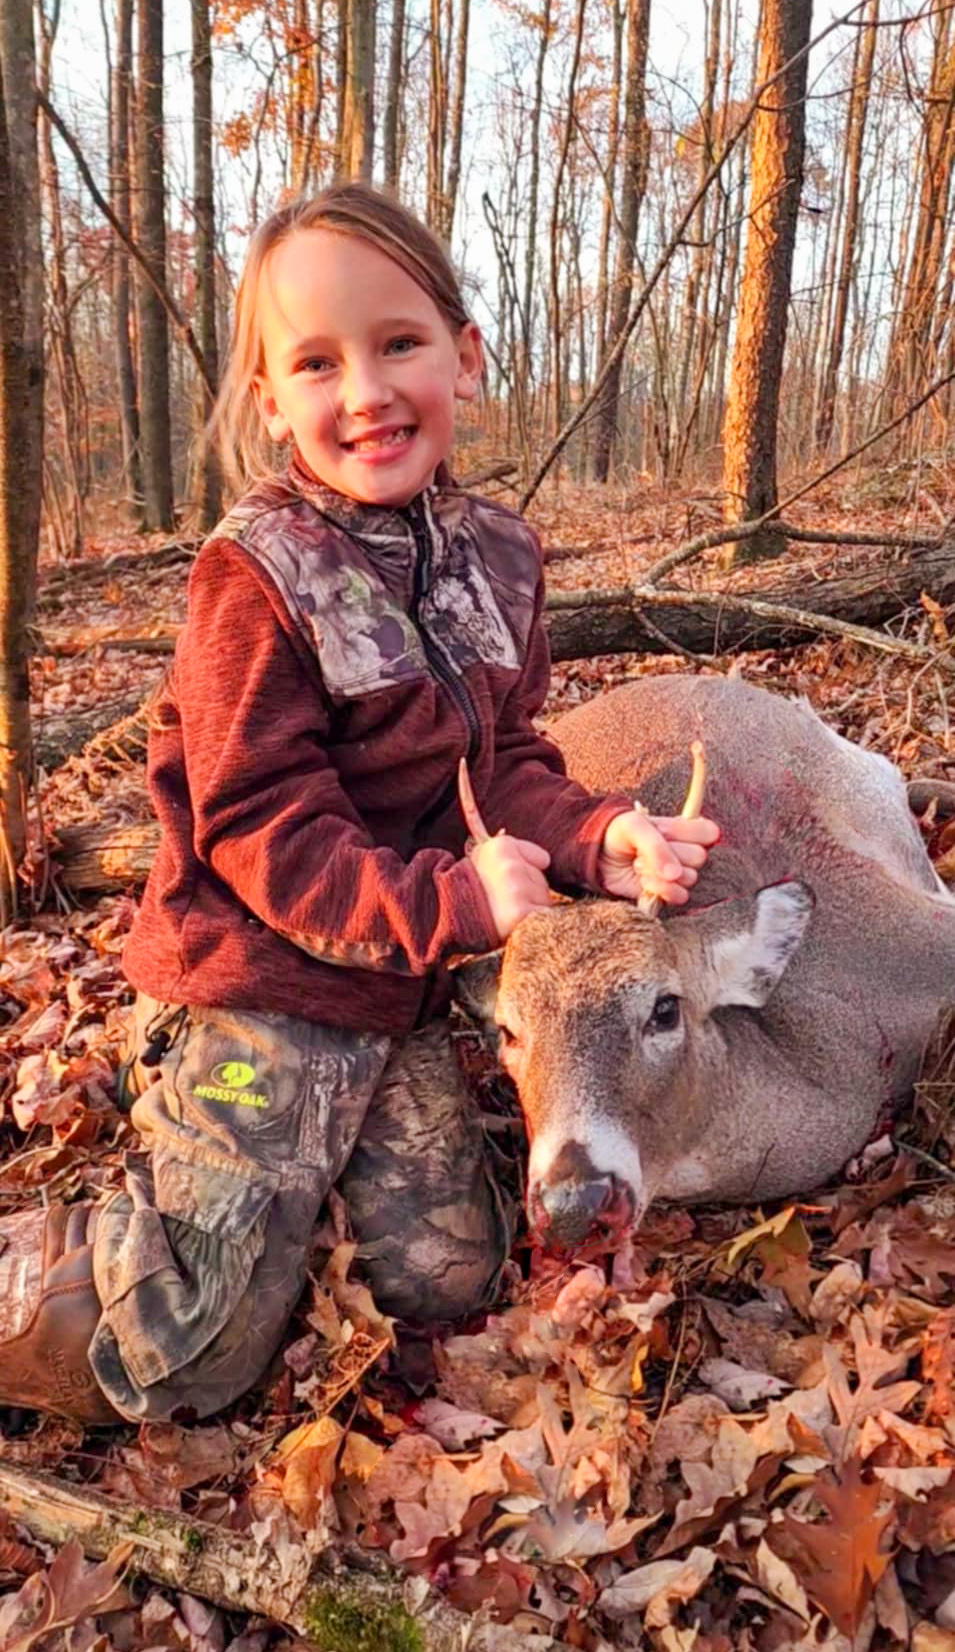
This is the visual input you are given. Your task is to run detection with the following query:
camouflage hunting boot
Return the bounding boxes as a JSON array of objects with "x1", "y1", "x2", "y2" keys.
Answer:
[{"x1": 0, "y1": 1202, "x2": 121, "y2": 1425}]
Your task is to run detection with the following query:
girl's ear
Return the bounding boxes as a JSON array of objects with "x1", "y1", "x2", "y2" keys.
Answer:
[
  {"x1": 253, "y1": 376, "x2": 292, "y2": 443},
  {"x1": 454, "y1": 322, "x2": 484, "y2": 403}
]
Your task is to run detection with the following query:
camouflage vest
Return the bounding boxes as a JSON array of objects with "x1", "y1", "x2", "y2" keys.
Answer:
[{"x1": 211, "y1": 465, "x2": 541, "y2": 704}]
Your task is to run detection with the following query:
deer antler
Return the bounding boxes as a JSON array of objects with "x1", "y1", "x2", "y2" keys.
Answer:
[
  {"x1": 637, "y1": 739, "x2": 707, "y2": 920},
  {"x1": 458, "y1": 758, "x2": 493, "y2": 848}
]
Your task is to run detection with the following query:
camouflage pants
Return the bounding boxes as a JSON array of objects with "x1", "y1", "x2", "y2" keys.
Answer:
[{"x1": 88, "y1": 997, "x2": 507, "y2": 1422}]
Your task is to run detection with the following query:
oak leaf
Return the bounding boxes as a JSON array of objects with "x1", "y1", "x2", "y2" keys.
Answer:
[{"x1": 779, "y1": 1461, "x2": 895, "y2": 1635}]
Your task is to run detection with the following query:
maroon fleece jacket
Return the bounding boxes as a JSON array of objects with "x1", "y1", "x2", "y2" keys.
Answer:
[{"x1": 123, "y1": 482, "x2": 632, "y2": 1033}]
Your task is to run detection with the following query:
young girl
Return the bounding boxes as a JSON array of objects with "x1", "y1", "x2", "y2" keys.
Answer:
[{"x1": 0, "y1": 185, "x2": 716, "y2": 1425}]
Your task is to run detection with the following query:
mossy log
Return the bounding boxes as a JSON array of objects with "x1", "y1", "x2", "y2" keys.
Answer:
[{"x1": 0, "y1": 1461, "x2": 558, "y2": 1651}]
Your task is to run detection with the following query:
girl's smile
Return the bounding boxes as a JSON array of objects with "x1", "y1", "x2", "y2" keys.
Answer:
[{"x1": 253, "y1": 229, "x2": 483, "y2": 507}]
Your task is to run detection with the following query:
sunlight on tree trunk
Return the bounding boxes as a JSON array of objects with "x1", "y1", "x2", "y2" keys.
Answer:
[
  {"x1": 0, "y1": 0, "x2": 42, "y2": 565},
  {"x1": 341, "y1": 0, "x2": 375, "y2": 179},
  {"x1": 721, "y1": 0, "x2": 811, "y2": 566},
  {"x1": 0, "y1": 38, "x2": 35, "y2": 923}
]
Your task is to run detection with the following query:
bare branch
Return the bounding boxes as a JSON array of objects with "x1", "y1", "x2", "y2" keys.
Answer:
[{"x1": 37, "y1": 89, "x2": 214, "y2": 399}]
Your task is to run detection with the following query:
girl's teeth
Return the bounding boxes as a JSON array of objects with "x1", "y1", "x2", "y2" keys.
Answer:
[{"x1": 350, "y1": 428, "x2": 412, "y2": 452}]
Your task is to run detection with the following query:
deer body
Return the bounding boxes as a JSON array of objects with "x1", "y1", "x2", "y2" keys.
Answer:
[{"x1": 461, "y1": 675, "x2": 955, "y2": 1246}]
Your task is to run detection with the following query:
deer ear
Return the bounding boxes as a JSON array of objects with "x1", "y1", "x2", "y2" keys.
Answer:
[
  {"x1": 453, "y1": 950, "x2": 503, "y2": 1031},
  {"x1": 692, "y1": 881, "x2": 814, "y2": 1011}
]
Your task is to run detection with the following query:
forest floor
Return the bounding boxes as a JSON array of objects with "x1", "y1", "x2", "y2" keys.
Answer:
[{"x1": 3, "y1": 472, "x2": 955, "y2": 1652}]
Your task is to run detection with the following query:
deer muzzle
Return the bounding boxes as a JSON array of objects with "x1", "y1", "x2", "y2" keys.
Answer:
[{"x1": 528, "y1": 1139, "x2": 637, "y2": 1250}]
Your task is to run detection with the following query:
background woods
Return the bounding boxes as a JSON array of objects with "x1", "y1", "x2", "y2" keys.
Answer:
[{"x1": 17, "y1": 0, "x2": 955, "y2": 529}]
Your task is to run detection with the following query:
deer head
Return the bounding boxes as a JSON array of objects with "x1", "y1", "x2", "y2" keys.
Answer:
[{"x1": 455, "y1": 755, "x2": 813, "y2": 1250}]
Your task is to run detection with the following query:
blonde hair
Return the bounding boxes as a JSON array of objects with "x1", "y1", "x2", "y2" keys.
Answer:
[{"x1": 209, "y1": 182, "x2": 474, "y2": 493}]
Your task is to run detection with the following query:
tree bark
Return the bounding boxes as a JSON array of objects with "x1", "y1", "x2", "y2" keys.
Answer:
[
  {"x1": 883, "y1": 8, "x2": 955, "y2": 437},
  {"x1": 341, "y1": 0, "x2": 375, "y2": 179},
  {"x1": 592, "y1": 0, "x2": 652, "y2": 481},
  {"x1": 547, "y1": 0, "x2": 587, "y2": 437},
  {"x1": 110, "y1": 0, "x2": 145, "y2": 525},
  {"x1": 521, "y1": 0, "x2": 551, "y2": 376},
  {"x1": 814, "y1": 0, "x2": 877, "y2": 455},
  {"x1": 720, "y1": 0, "x2": 812, "y2": 564},
  {"x1": 443, "y1": 0, "x2": 469, "y2": 241},
  {"x1": 191, "y1": 0, "x2": 220, "y2": 530},
  {"x1": 135, "y1": 0, "x2": 174, "y2": 530},
  {"x1": 382, "y1": 0, "x2": 405, "y2": 188},
  {"x1": 0, "y1": 0, "x2": 42, "y2": 581},
  {"x1": 0, "y1": 34, "x2": 34, "y2": 922},
  {"x1": 37, "y1": 0, "x2": 88, "y2": 559}
]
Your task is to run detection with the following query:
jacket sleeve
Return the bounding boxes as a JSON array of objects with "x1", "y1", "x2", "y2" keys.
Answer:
[
  {"x1": 176, "y1": 540, "x2": 500, "y2": 974},
  {"x1": 479, "y1": 560, "x2": 633, "y2": 891}
]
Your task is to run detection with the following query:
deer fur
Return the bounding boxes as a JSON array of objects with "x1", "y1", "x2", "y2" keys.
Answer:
[{"x1": 457, "y1": 675, "x2": 955, "y2": 1248}]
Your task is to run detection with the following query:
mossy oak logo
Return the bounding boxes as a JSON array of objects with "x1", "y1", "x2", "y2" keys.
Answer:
[
  {"x1": 194, "y1": 1059, "x2": 269, "y2": 1109},
  {"x1": 213, "y1": 1061, "x2": 256, "y2": 1089}
]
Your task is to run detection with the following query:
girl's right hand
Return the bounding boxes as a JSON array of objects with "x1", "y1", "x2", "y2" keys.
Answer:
[{"x1": 469, "y1": 834, "x2": 552, "y2": 941}]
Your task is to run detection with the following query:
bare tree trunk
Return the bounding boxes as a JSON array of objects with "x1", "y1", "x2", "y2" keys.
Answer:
[
  {"x1": 334, "y1": 0, "x2": 347, "y2": 171},
  {"x1": 521, "y1": 0, "x2": 551, "y2": 375},
  {"x1": 0, "y1": 39, "x2": 34, "y2": 922},
  {"x1": 444, "y1": 0, "x2": 469, "y2": 241},
  {"x1": 673, "y1": 0, "x2": 720, "y2": 475},
  {"x1": 427, "y1": 0, "x2": 447, "y2": 231},
  {"x1": 382, "y1": 0, "x2": 405, "y2": 188},
  {"x1": 720, "y1": 0, "x2": 812, "y2": 565},
  {"x1": 135, "y1": 0, "x2": 174, "y2": 529},
  {"x1": 342, "y1": 0, "x2": 375, "y2": 179},
  {"x1": 0, "y1": 0, "x2": 42, "y2": 570},
  {"x1": 883, "y1": 7, "x2": 955, "y2": 444},
  {"x1": 191, "y1": 0, "x2": 220, "y2": 529},
  {"x1": 595, "y1": 0, "x2": 623, "y2": 371},
  {"x1": 815, "y1": 0, "x2": 877, "y2": 454},
  {"x1": 37, "y1": 0, "x2": 88, "y2": 558},
  {"x1": 110, "y1": 0, "x2": 144, "y2": 524},
  {"x1": 547, "y1": 0, "x2": 587, "y2": 437},
  {"x1": 592, "y1": 0, "x2": 652, "y2": 481}
]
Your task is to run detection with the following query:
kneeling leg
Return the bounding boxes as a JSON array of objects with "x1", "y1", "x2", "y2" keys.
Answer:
[{"x1": 340, "y1": 1022, "x2": 510, "y2": 1322}]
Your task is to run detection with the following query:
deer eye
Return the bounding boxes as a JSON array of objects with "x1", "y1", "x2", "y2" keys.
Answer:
[{"x1": 646, "y1": 994, "x2": 681, "y2": 1033}]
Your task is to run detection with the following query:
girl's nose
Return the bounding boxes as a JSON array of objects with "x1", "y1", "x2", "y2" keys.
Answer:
[{"x1": 341, "y1": 357, "x2": 394, "y2": 415}]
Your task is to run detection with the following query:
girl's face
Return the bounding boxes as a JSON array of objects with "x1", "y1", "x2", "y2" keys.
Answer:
[{"x1": 253, "y1": 228, "x2": 483, "y2": 507}]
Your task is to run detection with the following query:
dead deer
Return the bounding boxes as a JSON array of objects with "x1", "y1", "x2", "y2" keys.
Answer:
[{"x1": 457, "y1": 674, "x2": 955, "y2": 1249}]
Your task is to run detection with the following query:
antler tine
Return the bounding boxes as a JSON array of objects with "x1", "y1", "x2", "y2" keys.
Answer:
[
  {"x1": 681, "y1": 739, "x2": 707, "y2": 821},
  {"x1": 637, "y1": 738, "x2": 707, "y2": 920},
  {"x1": 458, "y1": 758, "x2": 493, "y2": 846}
]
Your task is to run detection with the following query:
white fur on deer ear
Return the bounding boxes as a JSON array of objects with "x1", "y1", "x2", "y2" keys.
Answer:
[{"x1": 689, "y1": 881, "x2": 815, "y2": 1011}]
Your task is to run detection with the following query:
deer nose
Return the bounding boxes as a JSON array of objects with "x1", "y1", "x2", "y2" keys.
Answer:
[{"x1": 530, "y1": 1172, "x2": 619, "y2": 1249}]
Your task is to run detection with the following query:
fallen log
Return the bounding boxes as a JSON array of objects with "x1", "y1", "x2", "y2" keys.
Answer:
[
  {"x1": 55, "y1": 821, "x2": 157, "y2": 892},
  {"x1": 35, "y1": 693, "x2": 148, "y2": 772},
  {"x1": 545, "y1": 541, "x2": 955, "y2": 660},
  {"x1": 0, "y1": 1461, "x2": 557, "y2": 1651},
  {"x1": 41, "y1": 542, "x2": 955, "y2": 668}
]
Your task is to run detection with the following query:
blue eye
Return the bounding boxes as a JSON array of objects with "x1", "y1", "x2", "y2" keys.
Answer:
[
  {"x1": 300, "y1": 356, "x2": 332, "y2": 373},
  {"x1": 387, "y1": 336, "x2": 418, "y2": 355}
]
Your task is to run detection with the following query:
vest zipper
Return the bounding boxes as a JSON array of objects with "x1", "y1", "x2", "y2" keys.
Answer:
[{"x1": 407, "y1": 496, "x2": 481, "y2": 827}]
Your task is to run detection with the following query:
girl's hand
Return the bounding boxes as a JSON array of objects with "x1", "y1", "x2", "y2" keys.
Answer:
[
  {"x1": 469, "y1": 834, "x2": 552, "y2": 940},
  {"x1": 598, "y1": 809, "x2": 720, "y2": 906}
]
